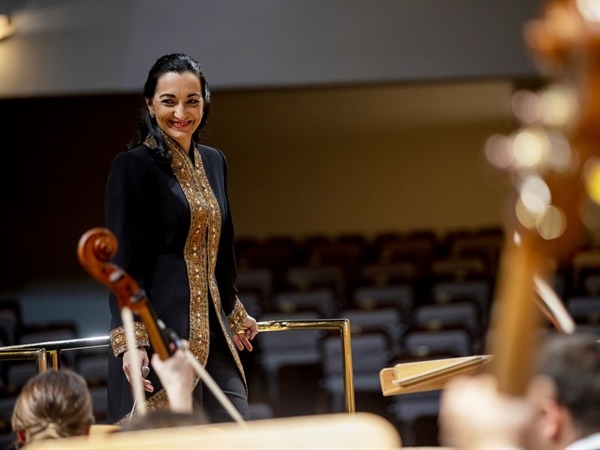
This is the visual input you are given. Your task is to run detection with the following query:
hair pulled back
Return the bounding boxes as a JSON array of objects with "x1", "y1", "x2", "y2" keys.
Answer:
[
  {"x1": 131, "y1": 53, "x2": 211, "y2": 165},
  {"x1": 12, "y1": 369, "x2": 94, "y2": 447}
]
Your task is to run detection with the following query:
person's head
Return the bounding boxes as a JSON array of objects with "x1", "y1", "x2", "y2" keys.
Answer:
[
  {"x1": 135, "y1": 53, "x2": 211, "y2": 160},
  {"x1": 527, "y1": 332, "x2": 600, "y2": 449},
  {"x1": 11, "y1": 369, "x2": 95, "y2": 448}
]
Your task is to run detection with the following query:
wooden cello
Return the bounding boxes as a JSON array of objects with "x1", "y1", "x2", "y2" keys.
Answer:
[
  {"x1": 77, "y1": 227, "x2": 173, "y2": 360},
  {"x1": 486, "y1": 0, "x2": 600, "y2": 395}
]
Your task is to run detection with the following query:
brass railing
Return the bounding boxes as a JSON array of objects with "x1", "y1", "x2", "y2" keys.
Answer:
[{"x1": 0, "y1": 318, "x2": 355, "y2": 413}]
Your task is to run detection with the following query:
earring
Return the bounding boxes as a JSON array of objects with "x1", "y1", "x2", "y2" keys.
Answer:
[{"x1": 149, "y1": 111, "x2": 155, "y2": 118}]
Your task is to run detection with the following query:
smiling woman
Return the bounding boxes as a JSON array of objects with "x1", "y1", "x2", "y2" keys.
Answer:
[
  {"x1": 146, "y1": 72, "x2": 204, "y2": 150},
  {"x1": 104, "y1": 53, "x2": 258, "y2": 425}
]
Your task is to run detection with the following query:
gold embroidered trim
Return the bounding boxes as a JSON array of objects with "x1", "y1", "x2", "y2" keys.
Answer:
[
  {"x1": 115, "y1": 389, "x2": 169, "y2": 425},
  {"x1": 154, "y1": 132, "x2": 246, "y2": 390},
  {"x1": 144, "y1": 388, "x2": 169, "y2": 414},
  {"x1": 228, "y1": 297, "x2": 248, "y2": 333},
  {"x1": 109, "y1": 322, "x2": 149, "y2": 357}
]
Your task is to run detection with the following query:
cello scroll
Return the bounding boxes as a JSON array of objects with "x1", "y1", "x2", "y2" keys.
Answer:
[{"x1": 77, "y1": 227, "x2": 172, "y2": 360}]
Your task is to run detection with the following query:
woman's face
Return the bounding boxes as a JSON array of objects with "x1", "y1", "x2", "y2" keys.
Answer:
[{"x1": 147, "y1": 71, "x2": 204, "y2": 150}]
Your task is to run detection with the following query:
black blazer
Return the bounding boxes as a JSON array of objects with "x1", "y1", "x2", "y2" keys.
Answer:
[
  {"x1": 104, "y1": 143, "x2": 240, "y2": 421},
  {"x1": 105, "y1": 144, "x2": 238, "y2": 337}
]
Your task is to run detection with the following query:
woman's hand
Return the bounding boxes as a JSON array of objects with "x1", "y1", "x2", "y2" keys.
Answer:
[
  {"x1": 233, "y1": 314, "x2": 259, "y2": 351},
  {"x1": 123, "y1": 347, "x2": 154, "y2": 393}
]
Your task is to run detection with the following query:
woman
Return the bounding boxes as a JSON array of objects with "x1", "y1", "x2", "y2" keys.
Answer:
[
  {"x1": 11, "y1": 370, "x2": 94, "y2": 448},
  {"x1": 105, "y1": 53, "x2": 258, "y2": 424}
]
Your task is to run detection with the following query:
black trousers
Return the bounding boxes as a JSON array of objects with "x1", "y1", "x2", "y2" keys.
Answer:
[
  {"x1": 193, "y1": 340, "x2": 249, "y2": 423},
  {"x1": 192, "y1": 299, "x2": 249, "y2": 423}
]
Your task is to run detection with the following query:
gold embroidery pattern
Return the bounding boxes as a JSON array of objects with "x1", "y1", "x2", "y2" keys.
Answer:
[
  {"x1": 109, "y1": 322, "x2": 149, "y2": 357},
  {"x1": 160, "y1": 133, "x2": 246, "y2": 388},
  {"x1": 228, "y1": 297, "x2": 248, "y2": 333},
  {"x1": 198, "y1": 154, "x2": 247, "y2": 389},
  {"x1": 115, "y1": 389, "x2": 169, "y2": 425},
  {"x1": 166, "y1": 139, "x2": 212, "y2": 374}
]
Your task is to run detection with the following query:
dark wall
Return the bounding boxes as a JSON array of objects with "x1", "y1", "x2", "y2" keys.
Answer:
[
  {"x1": 0, "y1": 80, "x2": 517, "y2": 290},
  {"x1": 1, "y1": 95, "x2": 140, "y2": 288}
]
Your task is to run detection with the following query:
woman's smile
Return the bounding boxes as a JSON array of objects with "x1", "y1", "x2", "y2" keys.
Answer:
[
  {"x1": 171, "y1": 120, "x2": 193, "y2": 129},
  {"x1": 147, "y1": 71, "x2": 204, "y2": 150}
]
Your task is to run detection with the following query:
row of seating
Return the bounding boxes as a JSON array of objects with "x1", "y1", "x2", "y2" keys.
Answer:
[
  {"x1": 240, "y1": 275, "x2": 599, "y2": 329},
  {"x1": 234, "y1": 248, "x2": 600, "y2": 309},
  {"x1": 235, "y1": 227, "x2": 505, "y2": 270},
  {"x1": 1, "y1": 291, "x2": 598, "y2": 386}
]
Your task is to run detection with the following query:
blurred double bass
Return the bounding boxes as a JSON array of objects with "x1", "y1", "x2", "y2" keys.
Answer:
[
  {"x1": 487, "y1": 0, "x2": 600, "y2": 395},
  {"x1": 379, "y1": 0, "x2": 598, "y2": 399}
]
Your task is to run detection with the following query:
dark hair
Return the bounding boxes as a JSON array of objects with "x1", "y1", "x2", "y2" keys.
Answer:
[
  {"x1": 130, "y1": 53, "x2": 211, "y2": 165},
  {"x1": 536, "y1": 332, "x2": 600, "y2": 435}
]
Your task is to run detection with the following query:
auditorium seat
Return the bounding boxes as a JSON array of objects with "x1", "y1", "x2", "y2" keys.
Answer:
[
  {"x1": 0, "y1": 299, "x2": 22, "y2": 347},
  {"x1": 235, "y1": 239, "x2": 297, "y2": 276},
  {"x1": 262, "y1": 236, "x2": 299, "y2": 256},
  {"x1": 88, "y1": 384, "x2": 108, "y2": 423},
  {"x1": 321, "y1": 333, "x2": 392, "y2": 412},
  {"x1": 352, "y1": 285, "x2": 414, "y2": 319},
  {"x1": 273, "y1": 362, "x2": 326, "y2": 417},
  {"x1": 376, "y1": 237, "x2": 438, "y2": 268},
  {"x1": 359, "y1": 261, "x2": 422, "y2": 295},
  {"x1": 256, "y1": 312, "x2": 324, "y2": 400},
  {"x1": 18, "y1": 321, "x2": 79, "y2": 366},
  {"x1": 445, "y1": 231, "x2": 504, "y2": 274},
  {"x1": 306, "y1": 239, "x2": 369, "y2": 284},
  {"x1": 431, "y1": 279, "x2": 492, "y2": 324},
  {"x1": 567, "y1": 296, "x2": 600, "y2": 328},
  {"x1": 402, "y1": 328, "x2": 473, "y2": 358},
  {"x1": 390, "y1": 390, "x2": 441, "y2": 447},
  {"x1": 273, "y1": 288, "x2": 339, "y2": 317},
  {"x1": 308, "y1": 239, "x2": 368, "y2": 264},
  {"x1": 413, "y1": 301, "x2": 481, "y2": 336},
  {"x1": 336, "y1": 234, "x2": 370, "y2": 245},
  {"x1": 341, "y1": 307, "x2": 405, "y2": 354},
  {"x1": 297, "y1": 235, "x2": 332, "y2": 263},
  {"x1": 372, "y1": 231, "x2": 405, "y2": 249},
  {"x1": 76, "y1": 361, "x2": 110, "y2": 424},
  {"x1": 284, "y1": 265, "x2": 346, "y2": 297},
  {"x1": 0, "y1": 389, "x2": 18, "y2": 450},
  {"x1": 5, "y1": 362, "x2": 38, "y2": 390},
  {"x1": 18, "y1": 321, "x2": 78, "y2": 345},
  {"x1": 76, "y1": 350, "x2": 109, "y2": 386},
  {"x1": 430, "y1": 256, "x2": 489, "y2": 282},
  {"x1": 570, "y1": 249, "x2": 600, "y2": 295}
]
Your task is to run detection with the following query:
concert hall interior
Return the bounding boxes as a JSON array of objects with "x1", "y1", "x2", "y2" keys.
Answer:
[{"x1": 1, "y1": 0, "x2": 599, "y2": 449}]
